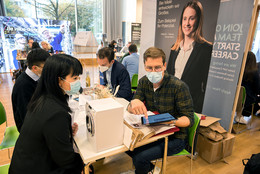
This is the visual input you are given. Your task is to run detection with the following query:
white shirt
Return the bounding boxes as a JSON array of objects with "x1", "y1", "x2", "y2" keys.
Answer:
[
  {"x1": 25, "y1": 67, "x2": 40, "y2": 81},
  {"x1": 174, "y1": 41, "x2": 194, "y2": 79},
  {"x1": 106, "y1": 63, "x2": 113, "y2": 89}
]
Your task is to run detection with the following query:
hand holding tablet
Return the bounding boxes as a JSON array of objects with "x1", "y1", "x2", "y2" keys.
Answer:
[{"x1": 141, "y1": 113, "x2": 177, "y2": 125}]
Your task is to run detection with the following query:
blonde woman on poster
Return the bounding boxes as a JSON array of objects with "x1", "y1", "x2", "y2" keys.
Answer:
[{"x1": 167, "y1": 1, "x2": 212, "y2": 113}]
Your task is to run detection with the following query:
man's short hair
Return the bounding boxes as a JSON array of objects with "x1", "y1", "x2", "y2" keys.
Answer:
[
  {"x1": 97, "y1": 47, "x2": 115, "y2": 62},
  {"x1": 143, "y1": 47, "x2": 166, "y2": 64},
  {"x1": 128, "y1": 44, "x2": 137, "y2": 53},
  {"x1": 27, "y1": 48, "x2": 50, "y2": 69}
]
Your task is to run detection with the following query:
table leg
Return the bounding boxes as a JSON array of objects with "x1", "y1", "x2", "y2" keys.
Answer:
[
  {"x1": 162, "y1": 137, "x2": 168, "y2": 174},
  {"x1": 84, "y1": 162, "x2": 93, "y2": 174}
]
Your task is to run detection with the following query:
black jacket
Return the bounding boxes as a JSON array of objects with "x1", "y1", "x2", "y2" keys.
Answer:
[
  {"x1": 9, "y1": 97, "x2": 83, "y2": 174},
  {"x1": 11, "y1": 72, "x2": 37, "y2": 132}
]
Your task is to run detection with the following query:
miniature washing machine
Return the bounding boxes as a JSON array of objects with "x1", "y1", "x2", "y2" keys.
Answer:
[{"x1": 85, "y1": 98, "x2": 124, "y2": 152}]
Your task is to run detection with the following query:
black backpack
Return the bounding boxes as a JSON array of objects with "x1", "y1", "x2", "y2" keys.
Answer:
[{"x1": 243, "y1": 153, "x2": 260, "y2": 174}]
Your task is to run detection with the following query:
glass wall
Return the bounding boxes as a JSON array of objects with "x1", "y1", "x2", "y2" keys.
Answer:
[{"x1": 3, "y1": 0, "x2": 103, "y2": 38}]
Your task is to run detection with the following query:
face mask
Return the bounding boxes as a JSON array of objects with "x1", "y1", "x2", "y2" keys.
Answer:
[
  {"x1": 146, "y1": 71, "x2": 163, "y2": 84},
  {"x1": 99, "y1": 65, "x2": 109, "y2": 73},
  {"x1": 63, "y1": 80, "x2": 81, "y2": 95}
]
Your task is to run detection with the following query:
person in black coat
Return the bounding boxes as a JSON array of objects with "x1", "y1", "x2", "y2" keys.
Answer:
[
  {"x1": 242, "y1": 51, "x2": 260, "y2": 116},
  {"x1": 108, "y1": 40, "x2": 117, "y2": 52},
  {"x1": 9, "y1": 54, "x2": 84, "y2": 174},
  {"x1": 11, "y1": 48, "x2": 50, "y2": 132},
  {"x1": 31, "y1": 41, "x2": 41, "y2": 49},
  {"x1": 166, "y1": 1, "x2": 212, "y2": 113}
]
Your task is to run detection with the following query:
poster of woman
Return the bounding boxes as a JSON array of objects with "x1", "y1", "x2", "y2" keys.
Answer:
[{"x1": 155, "y1": 0, "x2": 220, "y2": 113}]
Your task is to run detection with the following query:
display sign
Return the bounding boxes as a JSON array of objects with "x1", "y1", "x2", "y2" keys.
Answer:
[
  {"x1": 131, "y1": 23, "x2": 141, "y2": 47},
  {"x1": 0, "y1": 16, "x2": 71, "y2": 72},
  {"x1": 202, "y1": 0, "x2": 255, "y2": 131}
]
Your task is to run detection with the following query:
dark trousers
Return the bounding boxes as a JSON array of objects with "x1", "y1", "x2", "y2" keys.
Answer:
[{"x1": 126, "y1": 138, "x2": 185, "y2": 174}]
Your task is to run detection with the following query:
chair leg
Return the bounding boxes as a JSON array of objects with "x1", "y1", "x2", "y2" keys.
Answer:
[
  {"x1": 8, "y1": 149, "x2": 11, "y2": 159},
  {"x1": 162, "y1": 137, "x2": 168, "y2": 174},
  {"x1": 190, "y1": 155, "x2": 192, "y2": 174}
]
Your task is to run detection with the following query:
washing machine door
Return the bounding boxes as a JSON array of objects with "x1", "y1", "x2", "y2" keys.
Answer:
[{"x1": 86, "y1": 111, "x2": 95, "y2": 137}]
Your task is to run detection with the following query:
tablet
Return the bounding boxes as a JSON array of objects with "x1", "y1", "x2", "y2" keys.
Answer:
[{"x1": 141, "y1": 113, "x2": 176, "y2": 125}]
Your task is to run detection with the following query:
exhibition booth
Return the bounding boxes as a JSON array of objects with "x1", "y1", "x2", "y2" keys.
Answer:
[{"x1": 1, "y1": 0, "x2": 260, "y2": 173}]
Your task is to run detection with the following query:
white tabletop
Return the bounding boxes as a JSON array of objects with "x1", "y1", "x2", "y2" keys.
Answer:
[{"x1": 73, "y1": 97, "x2": 175, "y2": 165}]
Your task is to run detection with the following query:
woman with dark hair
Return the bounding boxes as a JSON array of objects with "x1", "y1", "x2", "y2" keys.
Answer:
[
  {"x1": 167, "y1": 1, "x2": 212, "y2": 113},
  {"x1": 108, "y1": 40, "x2": 117, "y2": 52},
  {"x1": 31, "y1": 41, "x2": 41, "y2": 49},
  {"x1": 9, "y1": 54, "x2": 84, "y2": 174},
  {"x1": 236, "y1": 51, "x2": 260, "y2": 124}
]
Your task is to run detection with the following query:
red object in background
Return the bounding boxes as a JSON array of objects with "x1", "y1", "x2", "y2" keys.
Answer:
[
  {"x1": 201, "y1": 115, "x2": 206, "y2": 120},
  {"x1": 152, "y1": 127, "x2": 180, "y2": 137},
  {"x1": 152, "y1": 111, "x2": 160, "y2": 115}
]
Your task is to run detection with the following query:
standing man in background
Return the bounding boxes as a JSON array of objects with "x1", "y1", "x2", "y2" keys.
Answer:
[
  {"x1": 11, "y1": 48, "x2": 50, "y2": 132},
  {"x1": 122, "y1": 44, "x2": 139, "y2": 80}
]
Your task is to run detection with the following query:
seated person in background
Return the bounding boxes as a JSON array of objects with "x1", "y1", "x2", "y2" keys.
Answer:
[
  {"x1": 97, "y1": 47, "x2": 132, "y2": 101},
  {"x1": 108, "y1": 40, "x2": 117, "y2": 52},
  {"x1": 32, "y1": 42, "x2": 41, "y2": 49},
  {"x1": 41, "y1": 41, "x2": 54, "y2": 54},
  {"x1": 119, "y1": 42, "x2": 132, "y2": 63},
  {"x1": 120, "y1": 42, "x2": 132, "y2": 54},
  {"x1": 96, "y1": 41, "x2": 104, "y2": 54},
  {"x1": 26, "y1": 38, "x2": 34, "y2": 53},
  {"x1": 122, "y1": 44, "x2": 139, "y2": 80},
  {"x1": 236, "y1": 51, "x2": 260, "y2": 124},
  {"x1": 127, "y1": 47, "x2": 194, "y2": 174},
  {"x1": 11, "y1": 48, "x2": 50, "y2": 132},
  {"x1": 9, "y1": 54, "x2": 84, "y2": 174}
]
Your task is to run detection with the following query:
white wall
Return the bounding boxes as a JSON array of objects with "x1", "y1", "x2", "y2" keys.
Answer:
[
  {"x1": 136, "y1": 0, "x2": 143, "y2": 23},
  {"x1": 138, "y1": 0, "x2": 157, "y2": 79}
]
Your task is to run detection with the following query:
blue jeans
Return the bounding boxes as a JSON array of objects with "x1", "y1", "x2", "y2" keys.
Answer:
[{"x1": 126, "y1": 137, "x2": 186, "y2": 174}]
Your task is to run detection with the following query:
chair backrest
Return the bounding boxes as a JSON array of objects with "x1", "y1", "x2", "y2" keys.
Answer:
[
  {"x1": 188, "y1": 113, "x2": 200, "y2": 152},
  {"x1": 0, "y1": 102, "x2": 7, "y2": 126},
  {"x1": 131, "y1": 74, "x2": 138, "y2": 88},
  {"x1": 236, "y1": 86, "x2": 246, "y2": 112},
  {"x1": 0, "y1": 164, "x2": 10, "y2": 174}
]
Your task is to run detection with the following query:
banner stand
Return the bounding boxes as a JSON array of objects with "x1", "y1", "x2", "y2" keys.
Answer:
[{"x1": 229, "y1": 0, "x2": 259, "y2": 133}]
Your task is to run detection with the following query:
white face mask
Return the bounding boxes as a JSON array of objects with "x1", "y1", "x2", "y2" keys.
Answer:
[
  {"x1": 62, "y1": 79, "x2": 81, "y2": 95},
  {"x1": 99, "y1": 65, "x2": 109, "y2": 73},
  {"x1": 146, "y1": 71, "x2": 163, "y2": 84}
]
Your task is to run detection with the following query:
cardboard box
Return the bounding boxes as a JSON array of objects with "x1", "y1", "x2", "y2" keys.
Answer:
[{"x1": 197, "y1": 133, "x2": 235, "y2": 163}]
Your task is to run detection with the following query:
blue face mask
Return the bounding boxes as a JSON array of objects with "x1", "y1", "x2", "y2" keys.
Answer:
[
  {"x1": 146, "y1": 71, "x2": 163, "y2": 84},
  {"x1": 63, "y1": 80, "x2": 81, "y2": 95}
]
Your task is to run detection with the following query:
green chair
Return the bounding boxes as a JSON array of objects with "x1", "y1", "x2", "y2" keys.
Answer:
[
  {"x1": 0, "y1": 102, "x2": 19, "y2": 158},
  {"x1": 234, "y1": 86, "x2": 256, "y2": 133},
  {"x1": 131, "y1": 74, "x2": 138, "y2": 92},
  {"x1": 154, "y1": 113, "x2": 200, "y2": 174},
  {"x1": 0, "y1": 164, "x2": 10, "y2": 174},
  {"x1": 233, "y1": 86, "x2": 247, "y2": 134}
]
